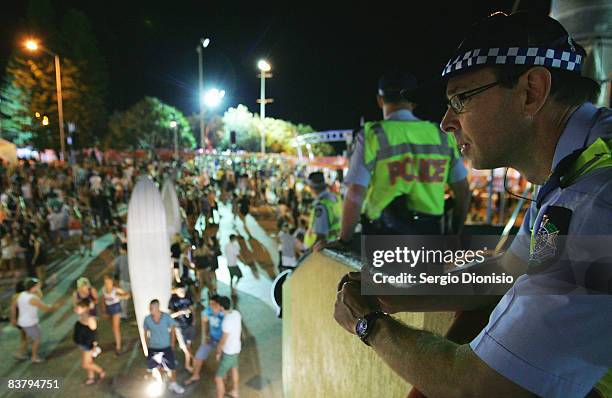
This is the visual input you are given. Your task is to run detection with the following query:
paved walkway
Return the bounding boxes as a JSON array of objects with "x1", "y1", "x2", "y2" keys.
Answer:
[{"x1": 0, "y1": 202, "x2": 282, "y2": 398}]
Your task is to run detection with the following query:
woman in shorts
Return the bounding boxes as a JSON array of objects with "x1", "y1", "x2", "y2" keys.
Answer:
[
  {"x1": 100, "y1": 274, "x2": 130, "y2": 355},
  {"x1": 10, "y1": 279, "x2": 28, "y2": 360},
  {"x1": 73, "y1": 298, "x2": 105, "y2": 385},
  {"x1": 73, "y1": 277, "x2": 98, "y2": 317}
]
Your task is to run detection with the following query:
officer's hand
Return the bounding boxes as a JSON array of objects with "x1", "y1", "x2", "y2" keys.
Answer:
[
  {"x1": 334, "y1": 280, "x2": 378, "y2": 334},
  {"x1": 312, "y1": 240, "x2": 329, "y2": 252},
  {"x1": 313, "y1": 239, "x2": 347, "y2": 252},
  {"x1": 336, "y1": 271, "x2": 361, "y2": 291}
]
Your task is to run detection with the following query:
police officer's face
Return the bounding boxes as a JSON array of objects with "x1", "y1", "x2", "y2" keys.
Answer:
[{"x1": 440, "y1": 68, "x2": 526, "y2": 169}]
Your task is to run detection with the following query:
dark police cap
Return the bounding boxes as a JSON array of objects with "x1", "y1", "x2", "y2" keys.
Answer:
[
  {"x1": 401, "y1": 11, "x2": 587, "y2": 102},
  {"x1": 307, "y1": 172, "x2": 326, "y2": 188},
  {"x1": 441, "y1": 11, "x2": 586, "y2": 79},
  {"x1": 378, "y1": 71, "x2": 418, "y2": 97}
]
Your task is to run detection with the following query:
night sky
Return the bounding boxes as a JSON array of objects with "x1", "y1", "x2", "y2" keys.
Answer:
[{"x1": 1, "y1": 1, "x2": 551, "y2": 131}]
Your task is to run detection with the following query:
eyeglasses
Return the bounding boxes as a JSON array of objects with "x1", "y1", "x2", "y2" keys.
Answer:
[{"x1": 446, "y1": 80, "x2": 502, "y2": 114}]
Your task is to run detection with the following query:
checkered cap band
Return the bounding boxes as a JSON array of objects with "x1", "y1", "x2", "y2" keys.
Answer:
[{"x1": 441, "y1": 47, "x2": 582, "y2": 77}]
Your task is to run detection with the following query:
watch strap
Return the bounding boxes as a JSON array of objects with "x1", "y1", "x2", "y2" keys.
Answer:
[{"x1": 357, "y1": 311, "x2": 385, "y2": 346}]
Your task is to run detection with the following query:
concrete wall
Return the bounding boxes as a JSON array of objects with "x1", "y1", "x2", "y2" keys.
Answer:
[{"x1": 283, "y1": 251, "x2": 455, "y2": 398}]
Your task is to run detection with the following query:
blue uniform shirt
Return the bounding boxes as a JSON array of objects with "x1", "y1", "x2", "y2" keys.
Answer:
[
  {"x1": 344, "y1": 109, "x2": 468, "y2": 187},
  {"x1": 312, "y1": 190, "x2": 339, "y2": 236},
  {"x1": 470, "y1": 102, "x2": 612, "y2": 398}
]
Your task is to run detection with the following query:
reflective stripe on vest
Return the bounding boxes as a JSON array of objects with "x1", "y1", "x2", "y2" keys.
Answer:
[
  {"x1": 362, "y1": 120, "x2": 455, "y2": 220},
  {"x1": 304, "y1": 193, "x2": 342, "y2": 248},
  {"x1": 530, "y1": 138, "x2": 612, "y2": 254}
]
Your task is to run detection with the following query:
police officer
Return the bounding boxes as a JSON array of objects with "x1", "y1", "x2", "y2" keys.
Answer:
[
  {"x1": 334, "y1": 11, "x2": 611, "y2": 398},
  {"x1": 303, "y1": 172, "x2": 342, "y2": 249},
  {"x1": 338, "y1": 71, "x2": 470, "y2": 240}
]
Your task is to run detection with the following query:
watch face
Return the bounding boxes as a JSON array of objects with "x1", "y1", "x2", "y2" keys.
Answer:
[{"x1": 355, "y1": 318, "x2": 368, "y2": 337}]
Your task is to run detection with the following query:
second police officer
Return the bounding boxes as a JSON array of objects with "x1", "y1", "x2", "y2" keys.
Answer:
[
  {"x1": 304, "y1": 171, "x2": 342, "y2": 249},
  {"x1": 328, "y1": 71, "x2": 470, "y2": 246}
]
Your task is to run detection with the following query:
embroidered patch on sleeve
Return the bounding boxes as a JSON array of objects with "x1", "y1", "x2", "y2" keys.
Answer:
[{"x1": 528, "y1": 205, "x2": 572, "y2": 274}]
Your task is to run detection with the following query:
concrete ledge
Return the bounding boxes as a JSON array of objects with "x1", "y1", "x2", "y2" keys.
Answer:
[{"x1": 283, "y1": 249, "x2": 455, "y2": 398}]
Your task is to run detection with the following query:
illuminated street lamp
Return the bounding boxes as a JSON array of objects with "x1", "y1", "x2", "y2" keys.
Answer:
[
  {"x1": 257, "y1": 59, "x2": 273, "y2": 153},
  {"x1": 24, "y1": 39, "x2": 66, "y2": 161},
  {"x1": 42, "y1": 115, "x2": 49, "y2": 126},
  {"x1": 202, "y1": 88, "x2": 225, "y2": 108},
  {"x1": 25, "y1": 40, "x2": 38, "y2": 51},
  {"x1": 198, "y1": 87, "x2": 225, "y2": 151}
]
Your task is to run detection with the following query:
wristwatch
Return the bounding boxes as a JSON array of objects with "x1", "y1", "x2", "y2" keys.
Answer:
[{"x1": 355, "y1": 311, "x2": 385, "y2": 346}]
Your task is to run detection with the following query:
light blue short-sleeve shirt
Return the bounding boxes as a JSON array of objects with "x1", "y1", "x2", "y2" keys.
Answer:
[
  {"x1": 471, "y1": 103, "x2": 612, "y2": 398},
  {"x1": 144, "y1": 312, "x2": 176, "y2": 349}
]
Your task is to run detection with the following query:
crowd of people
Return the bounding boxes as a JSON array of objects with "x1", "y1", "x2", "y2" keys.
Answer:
[
  {"x1": 0, "y1": 157, "x2": 131, "y2": 283},
  {"x1": 2, "y1": 152, "x2": 332, "y2": 396},
  {"x1": 0, "y1": 133, "x2": 526, "y2": 396}
]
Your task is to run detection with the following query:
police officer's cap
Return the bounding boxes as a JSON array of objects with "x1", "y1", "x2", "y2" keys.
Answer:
[
  {"x1": 378, "y1": 71, "x2": 418, "y2": 99},
  {"x1": 441, "y1": 11, "x2": 587, "y2": 79},
  {"x1": 307, "y1": 172, "x2": 326, "y2": 190},
  {"x1": 401, "y1": 11, "x2": 591, "y2": 100}
]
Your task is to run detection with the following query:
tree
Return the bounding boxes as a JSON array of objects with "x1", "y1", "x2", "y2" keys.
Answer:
[
  {"x1": 219, "y1": 104, "x2": 333, "y2": 154},
  {"x1": 59, "y1": 9, "x2": 109, "y2": 144},
  {"x1": 0, "y1": 2, "x2": 110, "y2": 150},
  {"x1": 186, "y1": 112, "x2": 224, "y2": 149},
  {"x1": 106, "y1": 97, "x2": 195, "y2": 150},
  {"x1": 221, "y1": 105, "x2": 260, "y2": 151},
  {"x1": 3, "y1": 54, "x2": 82, "y2": 150},
  {"x1": 0, "y1": 75, "x2": 33, "y2": 145}
]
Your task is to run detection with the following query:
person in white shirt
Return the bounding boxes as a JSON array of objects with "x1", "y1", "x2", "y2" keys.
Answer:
[
  {"x1": 89, "y1": 172, "x2": 102, "y2": 194},
  {"x1": 16, "y1": 278, "x2": 61, "y2": 363},
  {"x1": 278, "y1": 223, "x2": 300, "y2": 272},
  {"x1": 224, "y1": 235, "x2": 242, "y2": 294},
  {"x1": 215, "y1": 296, "x2": 241, "y2": 398}
]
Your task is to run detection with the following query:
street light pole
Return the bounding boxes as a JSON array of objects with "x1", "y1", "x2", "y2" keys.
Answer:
[
  {"x1": 170, "y1": 120, "x2": 178, "y2": 159},
  {"x1": 260, "y1": 69, "x2": 266, "y2": 120},
  {"x1": 54, "y1": 54, "x2": 66, "y2": 162},
  {"x1": 257, "y1": 59, "x2": 272, "y2": 154},
  {"x1": 174, "y1": 126, "x2": 178, "y2": 159},
  {"x1": 24, "y1": 40, "x2": 65, "y2": 161},
  {"x1": 197, "y1": 37, "x2": 210, "y2": 150}
]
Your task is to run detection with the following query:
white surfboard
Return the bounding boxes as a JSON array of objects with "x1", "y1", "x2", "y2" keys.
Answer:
[
  {"x1": 128, "y1": 176, "x2": 172, "y2": 356},
  {"x1": 161, "y1": 178, "x2": 181, "y2": 239}
]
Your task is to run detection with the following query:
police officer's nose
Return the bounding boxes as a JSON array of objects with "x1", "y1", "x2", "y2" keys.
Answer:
[{"x1": 440, "y1": 108, "x2": 459, "y2": 134}]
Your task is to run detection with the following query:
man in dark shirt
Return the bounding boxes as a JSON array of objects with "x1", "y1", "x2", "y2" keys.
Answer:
[
  {"x1": 169, "y1": 283, "x2": 195, "y2": 372},
  {"x1": 170, "y1": 234, "x2": 182, "y2": 283}
]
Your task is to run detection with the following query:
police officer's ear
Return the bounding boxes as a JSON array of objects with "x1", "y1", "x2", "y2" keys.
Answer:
[
  {"x1": 522, "y1": 66, "x2": 552, "y2": 118},
  {"x1": 376, "y1": 95, "x2": 384, "y2": 109}
]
